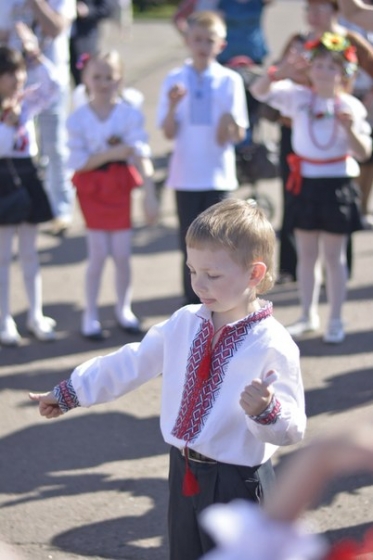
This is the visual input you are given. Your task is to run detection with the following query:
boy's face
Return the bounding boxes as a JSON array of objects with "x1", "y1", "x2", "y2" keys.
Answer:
[
  {"x1": 185, "y1": 25, "x2": 226, "y2": 69},
  {"x1": 309, "y1": 53, "x2": 343, "y2": 91},
  {"x1": 186, "y1": 244, "x2": 257, "y2": 321}
]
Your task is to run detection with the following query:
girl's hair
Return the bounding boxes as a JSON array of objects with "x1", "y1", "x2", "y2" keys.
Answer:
[
  {"x1": 186, "y1": 198, "x2": 276, "y2": 294},
  {"x1": 0, "y1": 46, "x2": 25, "y2": 77},
  {"x1": 82, "y1": 50, "x2": 123, "y2": 79}
]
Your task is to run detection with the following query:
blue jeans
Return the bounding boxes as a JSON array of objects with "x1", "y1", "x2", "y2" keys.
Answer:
[{"x1": 38, "y1": 84, "x2": 75, "y2": 220}]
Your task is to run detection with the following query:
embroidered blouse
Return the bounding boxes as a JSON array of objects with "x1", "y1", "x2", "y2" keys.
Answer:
[{"x1": 53, "y1": 301, "x2": 306, "y2": 467}]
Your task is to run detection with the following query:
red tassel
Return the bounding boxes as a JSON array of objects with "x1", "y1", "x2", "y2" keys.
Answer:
[
  {"x1": 197, "y1": 348, "x2": 212, "y2": 382},
  {"x1": 182, "y1": 448, "x2": 200, "y2": 497}
]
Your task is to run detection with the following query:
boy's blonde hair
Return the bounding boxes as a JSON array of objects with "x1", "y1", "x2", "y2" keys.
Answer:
[
  {"x1": 186, "y1": 198, "x2": 276, "y2": 294},
  {"x1": 187, "y1": 10, "x2": 227, "y2": 39}
]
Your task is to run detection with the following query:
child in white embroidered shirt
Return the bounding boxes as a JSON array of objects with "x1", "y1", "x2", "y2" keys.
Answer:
[{"x1": 29, "y1": 198, "x2": 306, "y2": 560}]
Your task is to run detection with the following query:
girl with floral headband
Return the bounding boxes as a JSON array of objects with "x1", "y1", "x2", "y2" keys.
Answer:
[{"x1": 251, "y1": 32, "x2": 371, "y2": 344}]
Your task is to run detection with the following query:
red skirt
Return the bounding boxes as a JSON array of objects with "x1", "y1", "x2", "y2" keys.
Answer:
[{"x1": 72, "y1": 163, "x2": 142, "y2": 230}]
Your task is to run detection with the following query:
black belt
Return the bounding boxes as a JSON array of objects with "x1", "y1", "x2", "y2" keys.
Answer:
[{"x1": 180, "y1": 448, "x2": 217, "y2": 464}]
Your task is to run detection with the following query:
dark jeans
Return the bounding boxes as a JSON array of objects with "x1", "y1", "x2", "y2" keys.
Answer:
[{"x1": 175, "y1": 189, "x2": 230, "y2": 304}]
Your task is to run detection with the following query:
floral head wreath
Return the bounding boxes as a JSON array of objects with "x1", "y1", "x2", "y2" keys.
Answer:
[{"x1": 304, "y1": 32, "x2": 358, "y2": 77}]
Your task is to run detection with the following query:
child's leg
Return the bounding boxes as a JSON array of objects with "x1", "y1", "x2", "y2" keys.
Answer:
[
  {"x1": 18, "y1": 223, "x2": 56, "y2": 341},
  {"x1": 0, "y1": 226, "x2": 21, "y2": 345},
  {"x1": 168, "y1": 447, "x2": 275, "y2": 560},
  {"x1": 18, "y1": 224, "x2": 42, "y2": 322},
  {"x1": 294, "y1": 229, "x2": 322, "y2": 320},
  {"x1": 83, "y1": 229, "x2": 109, "y2": 335},
  {"x1": 111, "y1": 229, "x2": 140, "y2": 329},
  {"x1": 321, "y1": 232, "x2": 348, "y2": 323}
]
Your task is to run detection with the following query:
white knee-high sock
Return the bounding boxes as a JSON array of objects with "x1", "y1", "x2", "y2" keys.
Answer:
[
  {"x1": 295, "y1": 229, "x2": 322, "y2": 319},
  {"x1": 111, "y1": 229, "x2": 135, "y2": 321},
  {"x1": 322, "y1": 233, "x2": 348, "y2": 323},
  {"x1": 18, "y1": 224, "x2": 43, "y2": 323},
  {"x1": 0, "y1": 226, "x2": 16, "y2": 326},
  {"x1": 85, "y1": 230, "x2": 109, "y2": 322}
]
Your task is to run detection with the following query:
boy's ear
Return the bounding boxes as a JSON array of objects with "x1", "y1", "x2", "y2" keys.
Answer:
[
  {"x1": 218, "y1": 39, "x2": 227, "y2": 54},
  {"x1": 249, "y1": 262, "x2": 267, "y2": 286}
]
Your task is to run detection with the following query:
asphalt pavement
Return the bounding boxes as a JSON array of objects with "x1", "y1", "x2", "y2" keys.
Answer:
[{"x1": 0, "y1": 3, "x2": 373, "y2": 559}]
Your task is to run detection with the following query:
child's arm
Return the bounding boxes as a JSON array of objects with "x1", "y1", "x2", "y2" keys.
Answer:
[
  {"x1": 162, "y1": 84, "x2": 187, "y2": 140},
  {"x1": 250, "y1": 53, "x2": 309, "y2": 100},
  {"x1": 133, "y1": 155, "x2": 159, "y2": 225},
  {"x1": 338, "y1": 0, "x2": 373, "y2": 30},
  {"x1": 266, "y1": 422, "x2": 373, "y2": 523},
  {"x1": 78, "y1": 144, "x2": 135, "y2": 172},
  {"x1": 337, "y1": 109, "x2": 372, "y2": 161},
  {"x1": 172, "y1": 0, "x2": 197, "y2": 35},
  {"x1": 216, "y1": 113, "x2": 246, "y2": 146}
]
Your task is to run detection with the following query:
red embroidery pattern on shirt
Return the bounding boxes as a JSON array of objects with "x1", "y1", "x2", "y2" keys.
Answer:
[{"x1": 172, "y1": 305, "x2": 272, "y2": 443}]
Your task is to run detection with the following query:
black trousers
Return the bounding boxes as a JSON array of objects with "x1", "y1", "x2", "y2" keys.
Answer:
[
  {"x1": 175, "y1": 189, "x2": 230, "y2": 304},
  {"x1": 168, "y1": 446, "x2": 275, "y2": 560}
]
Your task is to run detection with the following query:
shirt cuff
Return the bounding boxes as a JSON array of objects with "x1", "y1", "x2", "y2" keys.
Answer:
[
  {"x1": 249, "y1": 396, "x2": 281, "y2": 425},
  {"x1": 53, "y1": 378, "x2": 80, "y2": 413}
]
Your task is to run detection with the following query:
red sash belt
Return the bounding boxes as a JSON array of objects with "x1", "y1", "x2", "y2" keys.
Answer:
[{"x1": 286, "y1": 153, "x2": 348, "y2": 195}]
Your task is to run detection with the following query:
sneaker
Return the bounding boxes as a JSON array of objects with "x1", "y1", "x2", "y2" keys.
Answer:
[
  {"x1": 27, "y1": 316, "x2": 56, "y2": 342},
  {"x1": 323, "y1": 319, "x2": 345, "y2": 344},
  {"x1": 287, "y1": 315, "x2": 320, "y2": 338},
  {"x1": 0, "y1": 317, "x2": 21, "y2": 346}
]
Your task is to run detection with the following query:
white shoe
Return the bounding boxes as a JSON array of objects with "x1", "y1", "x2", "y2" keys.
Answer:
[
  {"x1": 51, "y1": 216, "x2": 71, "y2": 236},
  {"x1": 287, "y1": 315, "x2": 320, "y2": 338},
  {"x1": 115, "y1": 310, "x2": 142, "y2": 334},
  {"x1": 0, "y1": 317, "x2": 21, "y2": 346},
  {"x1": 323, "y1": 319, "x2": 345, "y2": 344},
  {"x1": 81, "y1": 314, "x2": 106, "y2": 340},
  {"x1": 27, "y1": 316, "x2": 56, "y2": 342}
]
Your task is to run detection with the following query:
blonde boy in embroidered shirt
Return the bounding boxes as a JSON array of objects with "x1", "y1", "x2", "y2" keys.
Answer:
[{"x1": 30, "y1": 199, "x2": 306, "y2": 560}]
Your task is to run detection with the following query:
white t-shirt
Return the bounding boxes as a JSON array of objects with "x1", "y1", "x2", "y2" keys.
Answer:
[
  {"x1": 157, "y1": 60, "x2": 249, "y2": 190},
  {"x1": 67, "y1": 99, "x2": 151, "y2": 171},
  {"x1": 257, "y1": 80, "x2": 372, "y2": 178},
  {"x1": 0, "y1": 0, "x2": 76, "y2": 86}
]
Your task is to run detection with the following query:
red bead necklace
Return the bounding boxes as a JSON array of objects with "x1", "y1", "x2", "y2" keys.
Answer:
[{"x1": 308, "y1": 91, "x2": 340, "y2": 150}]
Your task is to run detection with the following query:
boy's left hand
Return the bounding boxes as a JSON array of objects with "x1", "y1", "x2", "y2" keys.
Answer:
[
  {"x1": 216, "y1": 113, "x2": 236, "y2": 145},
  {"x1": 239, "y1": 370, "x2": 277, "y2": 416}
]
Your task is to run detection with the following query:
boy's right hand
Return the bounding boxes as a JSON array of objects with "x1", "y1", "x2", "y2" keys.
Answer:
[
  {"x1": 168, "y1": 84, "x2": 187, "y2": 108},
  {"x1": 29, "y1": 391, "x2": 62, "y2": 419}
]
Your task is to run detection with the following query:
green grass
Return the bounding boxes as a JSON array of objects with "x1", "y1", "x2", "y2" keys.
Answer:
[{"x1": 133, "y1": 2, "x2": 175, "y2": 19}]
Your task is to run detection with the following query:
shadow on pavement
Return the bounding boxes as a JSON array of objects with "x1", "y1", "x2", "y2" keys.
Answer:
[
  {"x1": 305, "y1": 367, "x2": 373, "y2": 417},
  {"x1": 0, "y1": 412, "x2": 168, "y2": 559},
  {"x1": 52, "y1": 478, "x2": 168, "y2": 560}
]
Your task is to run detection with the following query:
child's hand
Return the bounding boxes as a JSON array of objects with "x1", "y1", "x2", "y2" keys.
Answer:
[
  {"x1": 2, "y1": 103, "x2": 21, "y2": 127},
  {"x1": 15, "y1": 22, "x2": 40, "y2": 59},
  {"x1": 336, "y1": 110, "x2": 354, "y2": 131},
  {"x1": 239, "y1": 370, "x2": 277, "y2": 416},
  {"x1": 142, "y1": 185, "x2": 159, "y2": 225},
  {"x1": 29, "y1": 391, "x2": 62, "y2": 419},
  {"x1": 168, "y1": 84, "x2": 186, "y2": 109},
  {"x1": 109, "y1": 143, "x2": 135, "y2": 161},
  {"x1": 216, "y1": 113, "x2": 236, "y2": 145}
]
